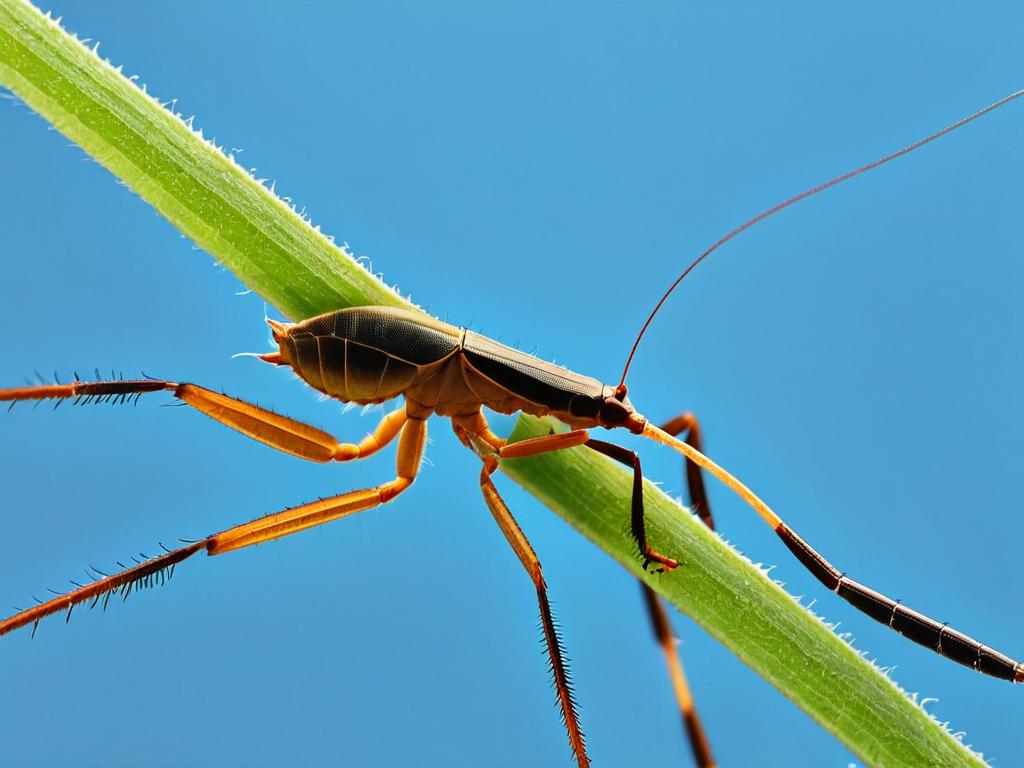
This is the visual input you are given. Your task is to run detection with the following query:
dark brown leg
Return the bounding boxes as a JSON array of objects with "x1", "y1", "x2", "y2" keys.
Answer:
[
  {"x1": 0, "y1": 417, "x2": 426, "y2": 636},
  {"x1": 660, "y1": 412, "x2": 714, "y2": 531},
  {"x1": 641, "y1": 413, "x2": 719, "y2": 766},
  {"x1": 584, "y1": 438, "x2": 678, "y2": 573},
  {"x1": 479, "y1": 453, "x2": 589, "y2": 768}
]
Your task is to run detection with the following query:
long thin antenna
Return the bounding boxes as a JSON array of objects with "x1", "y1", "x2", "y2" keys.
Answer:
[{"x1": 618, "y1": 88, "x2": 1024, "y2": 388}]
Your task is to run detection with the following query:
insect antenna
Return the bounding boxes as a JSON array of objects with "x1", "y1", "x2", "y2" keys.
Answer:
[{"x1": 618, "y1": 88, "x2": 1024, "y2": 388}]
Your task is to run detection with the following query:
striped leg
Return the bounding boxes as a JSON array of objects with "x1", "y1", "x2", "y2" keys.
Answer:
[{"x1": 643, "y1": 421, "x2": 1024, "y2": 683}]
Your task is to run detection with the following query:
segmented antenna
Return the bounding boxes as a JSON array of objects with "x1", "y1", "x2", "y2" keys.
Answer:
[{"x1": 618, "y1": 88, "x2": 1024, "y2": 388}]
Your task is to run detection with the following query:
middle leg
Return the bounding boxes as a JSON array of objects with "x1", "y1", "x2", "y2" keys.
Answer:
[
  {"x1": 586, "y1": 433, "x2": 717, "y2": 766},
  {"x1": 461, "y1": 414, "x2": 714, "y2": 766}
]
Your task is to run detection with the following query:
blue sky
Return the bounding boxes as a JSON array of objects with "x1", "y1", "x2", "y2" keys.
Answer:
[{"x1": 1, "y1": 2, "x2": 1022, "y2": 766}]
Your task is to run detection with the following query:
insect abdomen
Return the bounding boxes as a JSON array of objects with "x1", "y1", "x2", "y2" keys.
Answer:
[{"x1": 281, "y1": 307, "x2": 461, "y2": 404}]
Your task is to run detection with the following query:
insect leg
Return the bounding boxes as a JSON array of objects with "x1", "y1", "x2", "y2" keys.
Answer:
[
  {"x1": 451, "y1": 411, "x2": 506, "y2": 451},
  {"x1": 207, "y1": 417, "x2": 426, "y2": 554},
  {"x1": 0, "y1": 542, "x2": 205, "y2": 637},
  {"x1": 640, "y1": 583, "x2": 716, "y2": 768},
  {"x1": 643, "y1": 422, "x2": 1024, "y2": 683},
  {"x1": 478, "y1": 452, "x2": 589, "y2": 768},
  {"x1": 586, "y1": 433, "x2": 716, "y2": 765},
  {"x1": 0, "y1": 378, "x2": 407, "y2": 463},
  {"x1": 584, "y1": 439, "x2": 678, "y2": 572},
  {"x1": 627, "y1": 412, "x2": 718, "y2": 767},
  {"x1": 0, "y1": 418, "x2": 426, "y2": 635},
  {"x1": 466, "y1": 420, "x2": 711, "y2": 765},
  {"x1": 660, "y1": 412, "x2": 714, "y2": 530}
]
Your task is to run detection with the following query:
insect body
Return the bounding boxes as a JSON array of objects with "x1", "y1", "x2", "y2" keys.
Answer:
[
  {"x1": 3, "y1": 92, "x2": 1023, "y2": 768},
  {"x1": 272, "y1": 306, "x2": 636, "y2": 429}
]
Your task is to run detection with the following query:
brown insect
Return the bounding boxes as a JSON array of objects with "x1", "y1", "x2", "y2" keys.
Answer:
[{"x1": 2, "y1": 91, "x2": 1021, "y2": 768}]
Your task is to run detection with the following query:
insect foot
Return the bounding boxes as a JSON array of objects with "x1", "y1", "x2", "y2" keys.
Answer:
[{"x1": 643, "y1": 552, "x2": 680, "y2": 574}]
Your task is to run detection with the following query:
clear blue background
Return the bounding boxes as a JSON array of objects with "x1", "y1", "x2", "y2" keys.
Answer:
[{"x1": 1, "y1": 3, "x2": 1021, "y2": 766}]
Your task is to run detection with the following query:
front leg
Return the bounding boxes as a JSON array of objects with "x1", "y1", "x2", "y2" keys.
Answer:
[{"x1": 584, "y1": 439, "x2": 678, "y2": 573}]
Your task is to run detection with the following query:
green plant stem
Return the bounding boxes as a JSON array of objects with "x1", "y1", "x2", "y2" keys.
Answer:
[{"x1": 0, "y1": 2, "x2": 983, "y2": 765}]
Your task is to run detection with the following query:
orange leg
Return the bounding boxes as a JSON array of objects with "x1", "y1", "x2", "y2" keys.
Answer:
[
  {"x1": 478, "y1": 452, "x2": 589, "y2": 768},
  {"x1": 0, "y1": 377, "x2": 423, "y2": 636},
  {"x1": 471, "y1": 417, "x2": 716, "y2": 768},
  {"x1": 0, "y1": 376, "x2": 407, "y2": 463},
  {"x1": 464, "y1": 423, "x2": 677, "y2": 571},
  {"x1": 454, "y1": 418, "x2": 590, "y2": 766}
]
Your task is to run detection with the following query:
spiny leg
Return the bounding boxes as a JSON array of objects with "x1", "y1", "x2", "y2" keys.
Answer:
[
  {"x1": 1, "y1": 377, "x2": 407, "y2": 463},
  {"x1": 0, "y1": 542, "x2": 206, "y2": 637},
  {"x1": 643, "y1": 421, "x2": 1024, "y2": 683},
  {"x1": 465, "y1": 417, "x2": 713, "y2": 764},
  {"x1": 0, "y1": 417, "x2": 426, "y2": 636},
  {"x1": 477, "y1": 452, "x2": 589, "y2": 768}
]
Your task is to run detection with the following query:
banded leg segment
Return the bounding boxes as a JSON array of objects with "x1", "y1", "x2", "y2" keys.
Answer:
[
  {"x1": 643, "y1": 421, "x2": 1024, "y2": 683},
  {"x1": 0, "y1": 378, "x2": 407, "y2": 463},
  {"x1": 479, "y1": 454, "x2": 589, "y2": 768},
  {"x1": 0, "y1": 418, "x2": 427, "y2": 636}
]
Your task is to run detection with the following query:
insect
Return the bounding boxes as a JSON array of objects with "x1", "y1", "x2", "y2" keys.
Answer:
[{"x1": 2, "y1": 86, "x2": 1021, "y2": 767}]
